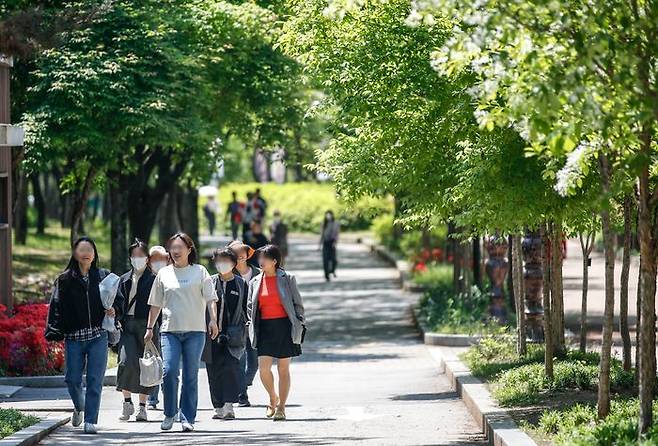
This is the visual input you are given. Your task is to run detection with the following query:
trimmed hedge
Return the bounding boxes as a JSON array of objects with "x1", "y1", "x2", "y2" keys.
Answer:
[{"x1": 214, "y1": 182, "x2": 392, "y2": 233}]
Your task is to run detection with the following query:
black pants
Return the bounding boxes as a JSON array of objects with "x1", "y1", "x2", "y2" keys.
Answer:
[
  {"x1": 206, "y1": 343, "x2": 241, "y2": 407},
  {"x1": 205, "y1": 211, "x2": 216, "y2": 235},
  {"x1": 322, "y1": 240, "x2": 337, "y2": 279}
]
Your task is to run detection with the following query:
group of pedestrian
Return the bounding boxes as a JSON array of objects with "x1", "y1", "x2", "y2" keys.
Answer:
[
  {"x1": 45, "y1": 230, "x2": 306, "y2": 435},
  {"x1": 224, "y1": 188, "x2": 268, "y2": 241}
]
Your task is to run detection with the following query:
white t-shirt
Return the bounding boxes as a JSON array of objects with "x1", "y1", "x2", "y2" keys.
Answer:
[{"x1": 148, "y1": 264, "x2": 218, "y2": 332}]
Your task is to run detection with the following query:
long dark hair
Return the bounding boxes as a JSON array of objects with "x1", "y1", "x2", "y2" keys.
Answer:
[
  {"x1": 65, "y1": 236, "x2": 99, "y2": 276},
  {"x1": 257, "y1": 244, "x2": 282, "y2": 270},
  {"x1": 167, "y1": 232, "x2": 197, "y2": 264},
  {"x1": 321, "y1": 210, "x2": 335, "y2": 232},
  {"x1": 128, "y1": 238, "x2": 149, "y2": 257}
]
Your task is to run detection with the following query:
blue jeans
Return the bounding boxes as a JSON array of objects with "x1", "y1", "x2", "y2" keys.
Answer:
[
  {"x1": 147, "y1": 385, "x2": 160, "y2": 405},
  {"x1": 65, "y1": 331, "x2": 108, "y2": 424},
  {"x1": 161, "y1": 332, "x2": 205, "y2": 423},
  {"x1": 239, "y1": 338, "x2": 259, "y2": 396}
]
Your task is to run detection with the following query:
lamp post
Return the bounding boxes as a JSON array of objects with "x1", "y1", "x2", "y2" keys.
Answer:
[{"x1": 0, "y1": 54, "x2": 25, "y2": 309}]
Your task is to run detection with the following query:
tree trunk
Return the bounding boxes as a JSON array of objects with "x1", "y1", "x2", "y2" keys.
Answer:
[
  {"x1": 550, "y1": 222, "x2": 565, "y2": 355},
  {"x1": 578, "y1": 230, "x2": 594, "y2": 353},
  {"x1": 540, "y1": 223, "x2": 553, "y2": 380},
  {"x1": 597, "y1": 154, "x2": 615, "y2": 419},
  {"x1": 177, "y1": 183, "x2": 200, "y2": 251},
  {"x1": 69, "y1": 167, "x2": 95, "y2": 243},
  {"x1": 159, "y1": 191, "x2": 181, "y2": 244},
  {"x1": 109, "y1": 179, "x2": 129, "y2": 273},
  {"x1": 473, "y1": 236, "x2": 482, "y2": 290},
  {"x1": 12, "y1": 169, "x2": 28, "y2": 245},
  {"x1": 635, "y1": 254, "x2": 642, "y2": 385},
  {"x1": 620, "y1": 195, "x2": 633, "y2": 371},
  {"x1": 43, "y1": 173, "x2": 60, "y2": 220},
  {"x1": 637, "y1": 142, "x2": 657, "y2": 434},
  {"x1": 126, "y1": 146, "x2": 188, "y2": 245},
  {"x1": 31, "y1": 173, "x2": 46, "y2": 235},
  {"x1": 512, "y1": 234, "x2": 527, "y2": 355}
]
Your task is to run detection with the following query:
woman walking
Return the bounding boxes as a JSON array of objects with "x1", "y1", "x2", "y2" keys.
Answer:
[
  {"x1": 227, "y1": 241, "x2": 260, "y2": 406},
  {"x1": 203, "y1": 248, "x2": 248, "y2": 420},
  {"x1": 116, "y1": 239, "x2": 159, "y2": 422},
  {"x1": 320, "y1": 210, "x2": 340, "y2": 281},
  {"x1": 248, "y1": 244, "x2": 306, "y2": 421},
  {"x1": 45, "y1": 237, "x2": 124, "y2": 434},
  {"x1": 145, "y1": 232, "x2": 219, "y2": 432}
]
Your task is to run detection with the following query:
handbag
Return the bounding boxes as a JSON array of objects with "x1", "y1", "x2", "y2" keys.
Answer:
[
  {"x1": 218, "y1": 279, "x2": 246, "y2": 349},
  {"x1": 139, "y1": 340, "x2": 163, "y2": 387}
]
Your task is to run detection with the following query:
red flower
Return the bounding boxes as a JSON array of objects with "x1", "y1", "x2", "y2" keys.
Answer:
[
  {"x1": 431, "y1": 248, "x2": 443, "y2": 261},
  {"x1": 414, "y1": 261, "x2": 428, "y2": 273},
  {"x1": 0, "y1": 303, "x2": 64, "y2": 376}
]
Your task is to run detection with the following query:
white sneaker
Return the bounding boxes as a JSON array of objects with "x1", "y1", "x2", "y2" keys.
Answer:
[
  {"x1": 161, "y1": 416, "x2": 175, "y2": 431},
  {"x1": 120, "y1": 401, "x2": 134, "y2": 421},
  {"x1": 212, "y1": 407, "x2": 225, "y2": 419},
  {"x1": 181, "y1": 422, "x2": 194, "y2": 432},
  {"x1": 71, "y1": 409, "x2": 83, "y2": 427},
  {"x1": 223, "y1": 403, "x2": 235, "y2": 420},
  {"x1": 83, "y1": 423, "x2": 97, "y2": 434},
  {"x1": 135, "y1": 406, "x2": 148, "y2": 422}
]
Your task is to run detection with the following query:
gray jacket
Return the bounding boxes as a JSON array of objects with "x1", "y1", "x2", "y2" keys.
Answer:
[{"x1": 247, "y1": 269, "x2": 306, "y2": 348}]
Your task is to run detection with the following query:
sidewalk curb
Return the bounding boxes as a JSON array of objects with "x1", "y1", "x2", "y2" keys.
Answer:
[
  {"x1": 0, "y1": 368, "x2": 117, "y2": 388},
  {"x1": 426, "y1": 347, "x2": 537, "y2": 446},
  {"x1": 0, "y1": 414, "x2": 70, "y2": 446}
]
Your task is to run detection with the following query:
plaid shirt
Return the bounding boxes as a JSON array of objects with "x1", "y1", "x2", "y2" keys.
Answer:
[
  {"x1": 65, "y1": 326, "x2": 104, "y2": 342},
  {"x1": 64, "y1": 274, "x2": 104, "y2": 342}
]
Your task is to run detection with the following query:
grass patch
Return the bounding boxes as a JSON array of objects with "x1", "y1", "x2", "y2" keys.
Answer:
[
  {"x1": 12, "y1": 221, "x2": 112, "y2": 302},
  {"x1": 538, "y1": 399, "x2": 658, "y2": 446},
  {"x1": 417, "y1": 283, "x2": 508, "y2": 335},
  {"x1": 461, "y1": 335, "x2": 635, "y2": 407},
  {"x1": 0, "y1": 409, "x2": 39, "y2": 439},
  {"x1": 411, "y1": 263, "x2": 452, "y2": 288}
]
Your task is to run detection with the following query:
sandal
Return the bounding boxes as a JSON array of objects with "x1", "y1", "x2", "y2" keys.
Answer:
[
  {"x1": 266, "y1": 405, "x2": 276, "y2": 418},
  {"x1": 273, "y1": 407, "x2": 286, "y2": 421}
]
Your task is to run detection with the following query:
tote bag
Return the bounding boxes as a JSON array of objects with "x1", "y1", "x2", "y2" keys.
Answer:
[{"x1": 139, "y1": 341, "x2": 163, "y2": 387}]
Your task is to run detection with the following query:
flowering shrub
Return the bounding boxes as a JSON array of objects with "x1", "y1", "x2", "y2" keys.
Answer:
[{"x1": 0, "y1": 304, "x2": 64, "y2": 376}]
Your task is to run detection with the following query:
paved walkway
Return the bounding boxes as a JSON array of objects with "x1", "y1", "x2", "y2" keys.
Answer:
[{"x1": 3, "y1": 237, "x2": 485, "y2": 445}]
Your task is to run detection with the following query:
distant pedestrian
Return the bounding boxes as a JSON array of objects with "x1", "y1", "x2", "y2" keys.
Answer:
[
  {"x1": 254, "y1": 187, "x2": 267, "y2": 218},
  {"x1": 116, "y1": 239, "x2": 159, "y2": 422},
  {"x1": 203, "y1": 196, "x2": 219, "y2": 236},
  {"x1": 203, "y1": 248, "x2": 248, "y2": 420},
  {"x1": 270, "y1": 210, "x2": 288, "y2": 266},
  {"x1": 320, "y1": 210, "x2": 340, "y2": 281},
  {"x1": 248, "y1": 245, "x2": 306, "y2": 421},
  {"x1": 244, "y1": 220, "x2": 269, "y2": 267},
  {"x1": 225, "y1": 191, "x2": 243, "y2": 241},
  {"x1": 45, "y1": 236, "x2": 124, "y2": 434},
  {"x1": 242, "y1": 192, "x2": 257, "y2": 237}
]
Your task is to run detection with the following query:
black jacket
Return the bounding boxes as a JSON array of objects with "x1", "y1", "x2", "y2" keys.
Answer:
[
  {"x1": 45, "y1": 267, "x2": 124, "y2": 341},
  {"x1": 118, "y1": 268, "x2": 156, "y2": 321}
]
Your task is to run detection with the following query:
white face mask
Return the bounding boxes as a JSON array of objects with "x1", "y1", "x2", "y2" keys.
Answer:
[
  {"x1": 274, "y1": 217, "x2": 281, "y2": 224},
  {"x1": 216, "y1": 262, "x2": 234, "y2": 274},
  {"x1": 151, "y1": 260, "x2": 167, "y2": 273},
  {"x1": 326, "y1": 214, "x2": 333, "y2": 221},
  {"x1": 130, "y1": 256, "x2": 148, "y2": 271}
]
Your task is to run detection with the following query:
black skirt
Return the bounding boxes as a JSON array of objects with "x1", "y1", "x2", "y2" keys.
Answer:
[{"x1": 257, "y1": 317, "x2": 301, "y2": 359}]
